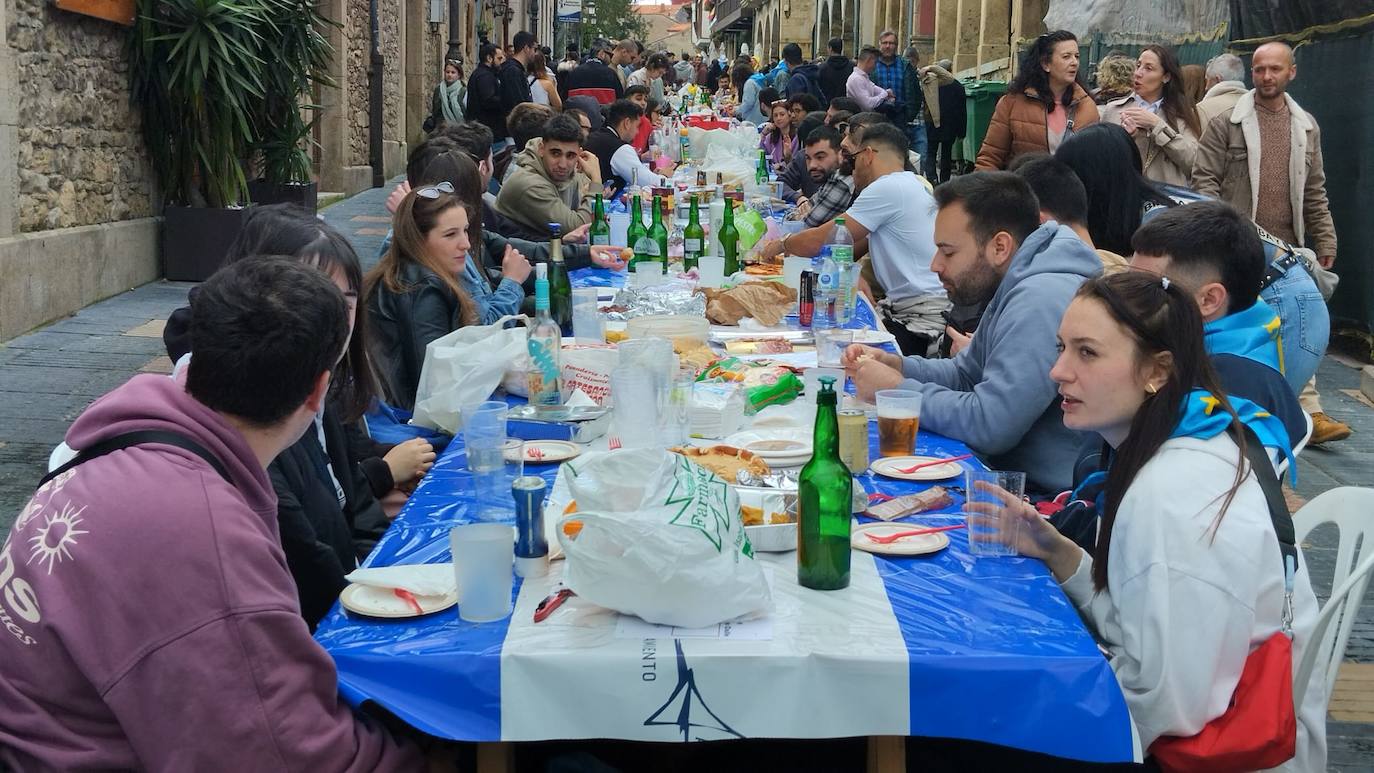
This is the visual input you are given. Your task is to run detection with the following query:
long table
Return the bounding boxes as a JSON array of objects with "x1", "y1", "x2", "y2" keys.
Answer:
[{"x1": 314, "y1": 269, "x2": 1134, "y2": 768}]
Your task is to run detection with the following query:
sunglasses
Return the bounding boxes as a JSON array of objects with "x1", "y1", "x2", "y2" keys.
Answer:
[
  {"x1": 415, "y1": 181, "x2": 455, "y2": 199},
  {"x1": 840, "y1": 146, "x2": 875, "y2": 162}
]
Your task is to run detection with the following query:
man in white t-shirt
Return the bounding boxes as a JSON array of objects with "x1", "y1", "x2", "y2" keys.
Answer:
[{"x1": 758, "y1": 121, "x2": 946, "y2": 354}]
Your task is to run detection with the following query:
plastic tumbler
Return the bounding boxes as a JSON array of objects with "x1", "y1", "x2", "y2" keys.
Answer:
[
  {"x1": 817, "y1": 328, "x2": 853, "y2": 368},
  {"x1": 450, "y1": 523, "x2": 515, "y2": 622},
  {"x1": 697, "y1": 255, "x2": 726, "y2": 288},
  {"x1": 875, "y1": 389, "x2": 922, "y2": 457},
  {"x1": 610, "y1": 365, "x2": 660, "y2": 449},
  {"x1": 469, "y1": 438, "x2": 524, "y2": 522},
  {"x1": 571, "y1": 287, "x2": 603, "y2": 344},
  {"x1": 964, "y1": 470, "x2": 1026, "y2": 557},
  {"x1": 461, "y1": 400, "x2": 508, "y2": 447}
]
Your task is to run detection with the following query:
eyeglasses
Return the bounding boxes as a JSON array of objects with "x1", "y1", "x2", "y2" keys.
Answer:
[
  {"x1": 415, "y1": 181, "x2": 454, "y2": 199},
  {"x1": 840, "y1": 146, "x2": 876, "y2": 162}
]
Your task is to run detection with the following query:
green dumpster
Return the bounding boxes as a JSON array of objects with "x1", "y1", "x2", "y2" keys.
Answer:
[{"x1": 961, "y1": 80, "x2": 1007, "y2": 163}]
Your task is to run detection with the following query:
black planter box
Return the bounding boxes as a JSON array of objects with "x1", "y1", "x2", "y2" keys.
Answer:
[
  {"x1": 247, "y1": 180, "x2": 318, "y2": 212},
  {"x1": 162, "y1": 205, "x2": 252, "y2": 282}
]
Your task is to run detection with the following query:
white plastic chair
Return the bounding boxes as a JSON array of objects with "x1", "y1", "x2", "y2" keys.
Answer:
[
  {"x1": 1277, "y1": 411, "x2": 1315, "y2": 479},
  {"x1": 1292, "y1": 487, "x2": 1374, "y2": 706}
]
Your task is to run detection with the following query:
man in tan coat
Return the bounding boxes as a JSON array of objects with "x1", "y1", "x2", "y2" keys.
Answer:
[
  {"x1": 1196, "y1": 53, "x2": 1248, "y2": 128},
  {"x1": 1191, "y1": 41, "x2": 1348, "y2": 443}
]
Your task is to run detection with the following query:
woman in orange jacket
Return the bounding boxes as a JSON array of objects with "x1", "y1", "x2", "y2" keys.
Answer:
[{"x1": 975, "y1": 30, "x2": 1100, "y2": 170}]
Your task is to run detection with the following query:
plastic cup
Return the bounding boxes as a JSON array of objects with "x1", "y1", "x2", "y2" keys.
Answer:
[
  {"x1": 461, "y1": 400, "x2": 508, "y2": 447},
  {"x1": 610, "y1": 365, "x2": 660, "y2": 449},
  {"x1": 571, "y1": 287, "x2": 603, "y2": 344},
  {"x1": 697, "y1": 255, "x2": 726, "y2": 287},
  {"x1": 469, "y1": 438, "x2": 524, "y2": 522},
  {"x1": 608, "y1": 211, "x2": 630, "y2": 247},
  {"x1": 964, "y1": 470, "x2": 1026, "y2": 557},
  {"x1": 783, "y1": 255, "x2": 809, "y2": 291},
  {"x1": 450, "y1": 523, "x2": 515, "y2": 622},
  {"x1": 659, "y1": 367, "x2": 694, "y2": 446},
  {"x1": 817, "y1": 328, "x2": 853, "y2": 368},
  {"x1": 875, "y1": 389, "x2": 921, "y2": 458}
]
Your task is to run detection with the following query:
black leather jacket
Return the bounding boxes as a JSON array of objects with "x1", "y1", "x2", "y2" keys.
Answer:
[{"x1": 366, "y1": 261, "x2": 463, "y2": 410}]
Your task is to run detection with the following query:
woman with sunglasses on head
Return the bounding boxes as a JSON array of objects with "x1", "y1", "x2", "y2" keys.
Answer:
[
  {"x1": 975, "y1": 30, "x2": 1099, "y2": 170},
  {"x1": 1098, "y1": 45, "x2": 1201, "y2": 186},
  {"x1": 975, "y1": 271, "x2": 1325, "y2": 770},
  {"x1": 759, "y1": 100, "x2": 798, "y2": 172}
]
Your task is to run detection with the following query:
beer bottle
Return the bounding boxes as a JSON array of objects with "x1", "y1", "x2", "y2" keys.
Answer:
[
  {"x1": 719, "y1": 198, "x2": 739, "y2": 277},
  {"x1": 682, "y1": 194, "x2": 705, "y2": 271},
  {"x1": 798, "y1": 375, "x2": 851, "y2": 590}
]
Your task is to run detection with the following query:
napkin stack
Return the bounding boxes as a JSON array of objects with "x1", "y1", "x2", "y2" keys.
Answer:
[
  {"x1": 689, "y1": 382, "x2": 746, "y2": 439},
  {"x1": 344, "y1": 564, "x2": 457, "y2": 597}
]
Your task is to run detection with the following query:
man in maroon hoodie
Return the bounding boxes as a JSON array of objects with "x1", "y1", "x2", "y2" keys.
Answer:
[{"x1": 0, "y1": 258, "x2": 426, "y2": 770}]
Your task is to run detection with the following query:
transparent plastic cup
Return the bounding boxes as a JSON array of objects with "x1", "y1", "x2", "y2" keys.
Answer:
[
  {"x1": 964, "y1": 470, "x2": 1026, "y2": 557},
  {"x1": 450, "y1": 523, "x2": 514, "y2": 622},
  {"x1": 469, "y1": 438, "x2": 524, "y2": 522}
]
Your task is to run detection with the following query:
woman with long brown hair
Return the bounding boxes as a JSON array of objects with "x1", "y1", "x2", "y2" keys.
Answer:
[
  {"x1": 975, "y1": 30, "x2": 1100, "y2": 170},
  {"x1": 527, "y1": 51, "x2": 563, "y2": 111},
  {"x1": 1099, "y1": 44, "x2": 1201, "y2": 186},
  {"x1": 974, "y1": 271, "x2": 1325, "y2": 769},
  {"x1": 365, "y1": 183, "x2": 480, "y2": 410}
]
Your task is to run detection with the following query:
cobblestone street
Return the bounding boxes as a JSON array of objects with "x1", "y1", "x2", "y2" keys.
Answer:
[{"x1": 1, "y1": 183, "x2": 1372, "y2": 768}]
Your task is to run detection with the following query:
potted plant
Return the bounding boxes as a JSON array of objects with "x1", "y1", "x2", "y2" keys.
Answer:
[
  {"x1": 247, "y1": 0, "x2": 335, "y2": 211},
  {"x1": 129, "y1": 0, "x2": 276, "y2": 281}
]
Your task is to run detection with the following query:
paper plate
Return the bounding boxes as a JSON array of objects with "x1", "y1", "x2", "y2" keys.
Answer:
[
  {"x1": 869, "y1": 455, "x2": 964, "y2": 481},
  {"x1": 339, "y1": 583, "x2": 458, "y2": 619},
  {"x1": 851, "y1": 328, "x2": 897, "y2": 345},
  {"x1": 851, "y1": 523, "x2": 950, "y2": 556},
  {"x1": 724, "y1": 429, "x2": 812, "y2": 465},
  {"x1": 509, "y1": 440, "x2": 581, "y2": 464}
]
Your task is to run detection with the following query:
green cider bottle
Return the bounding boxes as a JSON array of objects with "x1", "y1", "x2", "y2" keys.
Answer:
[
  {"x1": 626, "y1": 195, "x2": 650, "y2": 271},
  {"x1": 648, "y1": 195, "x2": 669, "y2": 274},
  {"x1": 589, "y1": 194, "x2": 610, "y2": 246},
  {"x1": 719, "y1": 198, "x2": 739, "y2": 277},
  {"x1": 756, "y1": 149, "x2": 769, "y2": 185},
  {"x1": 797, "y1": 375, "x2": 852, "y2": 590},
  {"x1": 682, "y1": 194, "x2": 705, "y2": 271},
  {"x1": 546, "y1": 222, "x2": 572, "y2": 335}
]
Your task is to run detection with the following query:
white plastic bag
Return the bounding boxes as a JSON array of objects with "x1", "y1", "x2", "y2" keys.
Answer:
[
  {"x1": 555, "y1": 449, "x2": 772, "y2": 628},
  {"x1": 561, "y1": 345, "x2": 619, "y2": 405},
  {"x1": 412, "y1": 315, "x2": 527, "y2": 433}
]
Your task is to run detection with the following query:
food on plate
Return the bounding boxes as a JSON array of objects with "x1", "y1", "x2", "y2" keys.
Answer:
[
  {"x1": 604, "y1": 329, "x2": 629, "y2": 344},
  {"x1": 679, "y1": 345, "x2": 719, "y2": 373},
  {"x1": 669, "y1": 444, "x2": 771, "y2": 482},
  {"x1": 725, "y1": 337, "x2": 795, "y2": 355},
  {"x1": 740, "y1": 504, "x2": 765, "y2": 526},
  {"x1": 866, "y1": 486, "x2": 955, "y2": 521},
  {"x1": 698, "y1": 357, "x2": 803, "y2": 412},
  {"x1": 743, "y1": 263, "x2": 783, "y2": 276},
  {"x1": 740, "y1": 502, "x2": 796, "y2": 526}
]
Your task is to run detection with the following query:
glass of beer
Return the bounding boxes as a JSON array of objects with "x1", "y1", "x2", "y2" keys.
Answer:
[{"x1": 875, "y1": 389, "x2": 922, "y2": 457}]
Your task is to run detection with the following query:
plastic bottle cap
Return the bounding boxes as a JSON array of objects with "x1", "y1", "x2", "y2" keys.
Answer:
[{"x1": 818, "y1": 375, "x2": 836, "y2": 392}]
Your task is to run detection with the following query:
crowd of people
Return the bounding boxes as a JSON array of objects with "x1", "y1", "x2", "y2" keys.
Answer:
[{"x1": 0, "y1": 28, "x2": 1346, "y2": 772}]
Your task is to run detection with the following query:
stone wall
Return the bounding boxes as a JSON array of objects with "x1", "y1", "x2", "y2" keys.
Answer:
[
  {"x1": 380, "y1": 0, "x2": 401, "y2": 139},
  {"x1": 8, "y1": 0, "x2": 154, "y2": 233},
  {"x1": 346, "y1": 0, "x2": 371, "y2": 167}
]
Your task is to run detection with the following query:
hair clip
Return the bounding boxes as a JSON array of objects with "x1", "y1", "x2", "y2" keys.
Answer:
[{"x1": 1160, "y1": 276, "x2": 1171, "y2": 290}]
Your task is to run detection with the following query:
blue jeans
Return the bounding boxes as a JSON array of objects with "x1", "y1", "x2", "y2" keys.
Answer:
[
  {"x1": 1260, "y1": 262, "x2": 1329, "y2": 394},
  {"x1": 907, "y1": 121, "x2": 928, "y2": 170}
]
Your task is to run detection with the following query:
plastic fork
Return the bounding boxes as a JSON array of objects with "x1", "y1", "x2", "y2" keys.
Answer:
[
  {"x1": 864, "y1": 523, "x2": 966, "y2": 544},
  {"x1": 896, "y1": 453, "x2": 972, "y2": 474}
]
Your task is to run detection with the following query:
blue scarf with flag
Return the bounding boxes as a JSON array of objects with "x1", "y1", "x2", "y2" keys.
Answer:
[
  {"x1": 1066, "y1": 388, "x2": 1296, "y2": 515},
  {"x1": 1203, "y1": 299, "x2": 1284, "y2": 375}
]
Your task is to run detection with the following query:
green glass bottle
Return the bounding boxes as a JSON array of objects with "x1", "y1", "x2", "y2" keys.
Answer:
[
  {"x1": 626, "y1": 195, "x2": 649, "y2": 270},
  {"x1": 756, "y1": 149, "x2": 769, "y2": 185},
  {"x1": 682, "y1": 194, "x2": 704, "y2": 271},
  {"x1": 648, "y1": 195, "x2": 669, "y2": 274},
  {"x1": 546, "y1": 222, "x2": 572, "y2": 335},
  {"x1": 719, "y1": 198, "x2": 739, "y2": 277},
  {"x1": 589, "y1": 194, "x2": 610, "y2": 246},
  {"x1": 798, "y1": 376, "x2": 852, "y2": 590}
]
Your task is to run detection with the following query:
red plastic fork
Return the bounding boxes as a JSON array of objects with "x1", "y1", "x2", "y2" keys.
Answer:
[
  {"x1": 864, "y1": 523, "x2": 966, "y2": 544},
  {"x1": 895, "y1": 453, "x2": 972, "y2": 474}
]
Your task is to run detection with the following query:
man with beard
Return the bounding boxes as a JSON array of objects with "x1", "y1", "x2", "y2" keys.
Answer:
[
  {"x1": 791, "y1": 126, "x2": 852, "y2": 227},
  {"x1": 495, "y1": 113, "x2": 602, "y2": 237},
  {"x1": 842, "y1": 172, "x2": 1102, "y2": 496}
]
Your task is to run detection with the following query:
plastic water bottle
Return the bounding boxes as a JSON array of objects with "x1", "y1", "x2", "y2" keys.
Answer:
[
  {"x1": 814, "y1": 247, "x2": 839, "y2": 329},
  {"x1": 830, "y1": 216, "x2": 854, "y2": 325}
]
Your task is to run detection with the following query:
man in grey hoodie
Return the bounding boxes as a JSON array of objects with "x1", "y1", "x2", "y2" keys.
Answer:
[{"x1": 845, "y1": 172, "x2": 1102, "y2": 494}]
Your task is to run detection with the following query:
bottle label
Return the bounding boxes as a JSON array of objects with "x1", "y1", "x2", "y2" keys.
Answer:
[
  {"x1": 832, "y1": 246, "x2": 853, "y2": 262},
  {"x1": 590, "y1": 234, "x2": 610, "y2": 246},
  {"x1": 639, "y1": 243, "x2": 661, "y2": 257},
  {"x1": 684, "y1": 238, "x2": 702, "y2": 253},
  {"x1": 818, "y1": 272, "x2": 837, "y2": 291}
]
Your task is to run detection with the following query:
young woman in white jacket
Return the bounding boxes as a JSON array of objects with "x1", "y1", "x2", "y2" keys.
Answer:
[{"x1": 977, "y1": 271, "x2": 1326, "y2": 771}]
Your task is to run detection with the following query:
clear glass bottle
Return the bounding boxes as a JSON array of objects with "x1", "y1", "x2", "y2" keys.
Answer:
[{"x1": 526, "y1": 263, "x2": 562, "y2": 408}]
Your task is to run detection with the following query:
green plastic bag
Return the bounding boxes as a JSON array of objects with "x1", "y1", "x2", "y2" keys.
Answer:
[{"x1": 735, "y1": 208, "x2": 767, "y2": 251}]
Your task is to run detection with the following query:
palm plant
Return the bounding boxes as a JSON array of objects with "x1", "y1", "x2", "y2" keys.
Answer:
[
  {"x1": 129, "y1": 0, "x2": 278, "y2": 208},
  {"x1": 254, "y1": 0, "x2": 336, "y2": 186}
]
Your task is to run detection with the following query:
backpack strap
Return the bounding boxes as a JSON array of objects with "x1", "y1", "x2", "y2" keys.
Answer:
[
  {"x1": 39, "y1": 430, "x2": 233, "y2": 490},
  {"x1": 1236, "y1": 424, "x2": 1298, "y2": 575}
]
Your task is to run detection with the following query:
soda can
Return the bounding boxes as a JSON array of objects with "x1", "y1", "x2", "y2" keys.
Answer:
[
  {"x1": 837, "y1": 409, "x2": 869, "y2": 475},
  {"x1": 512, "y1": 476, "x2": 549, "y2": 578},
  {"x1": 799, "y1": 271, "x2": 815, "y2": 327}
]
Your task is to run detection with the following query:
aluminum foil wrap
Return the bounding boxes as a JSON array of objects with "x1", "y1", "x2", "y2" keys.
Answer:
[{"x1": 605, "y1": 279, "x2": 706, "y2": 320}]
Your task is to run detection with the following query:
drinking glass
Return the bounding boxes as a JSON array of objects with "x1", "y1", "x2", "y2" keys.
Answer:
[
  {"x1": 469, "y1": 438, "x2": 524, "y2": 522},
  {"x1": 571, "y1": 287, "x2": 603, "y2": 344},
  {"x1": 659, "y1": 367, "x2": 694, "y2": 446},
  {"x1": 450, "y1": 523, "x2": 514, "y2": 622},
  {"x1": 964, "y1": 470, "x2": 1026, "y2": 558},
  {"x1": 697, "y1": 255, "x2": 726, "y2": 287},
  {"x1": 610, "y1": 365, "x2": 660, "y2": 449},
  {"x1": 460, "y1": 400, "x2": 508, "y2": 447},
  {"x1": 875, "y1": 389, "x2": 921, "y2": 458},
  {"x1": 817, "y1": 328, "x2": 853, "y2": 368}
]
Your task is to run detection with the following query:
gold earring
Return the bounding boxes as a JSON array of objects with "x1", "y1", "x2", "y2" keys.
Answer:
[{"x1": 1146, "y1": 383, "x2": 1158, "y2": 395}]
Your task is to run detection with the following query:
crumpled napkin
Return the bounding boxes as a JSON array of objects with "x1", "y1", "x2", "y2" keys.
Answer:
[{"x1": 344, "y1": 564, "x2": 456, "y2": 597}]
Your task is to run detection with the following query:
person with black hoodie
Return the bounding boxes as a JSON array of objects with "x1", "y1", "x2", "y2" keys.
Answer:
[
  {"x1": 467, "y1": 42, "x2": 507, "y2": 145},
  {"x1": 500, "y1": 31, "x2": 536, "y2": 118},
  {"x1": 817, "y1": 37, "x2": 854, "y2": 103},
  {"x1": 163, "y1": 206, "x2": 436, "y2": 629},
  {"x1": 562, "y1": 37, "x2": 623, "y2": 100}
]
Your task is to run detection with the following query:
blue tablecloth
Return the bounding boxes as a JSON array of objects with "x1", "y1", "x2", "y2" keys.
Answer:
[{"x1": 316, "y1": 422, "x2": 1133, "y2": 761}]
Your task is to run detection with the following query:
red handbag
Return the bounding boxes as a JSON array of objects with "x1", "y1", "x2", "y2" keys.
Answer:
[
  {"x1": 1148, "y1": 427, "x2": 1300, "y2": 772},
  {"x1": 1149, "y1": 631, "x2": 1297, "y2": 772}
]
